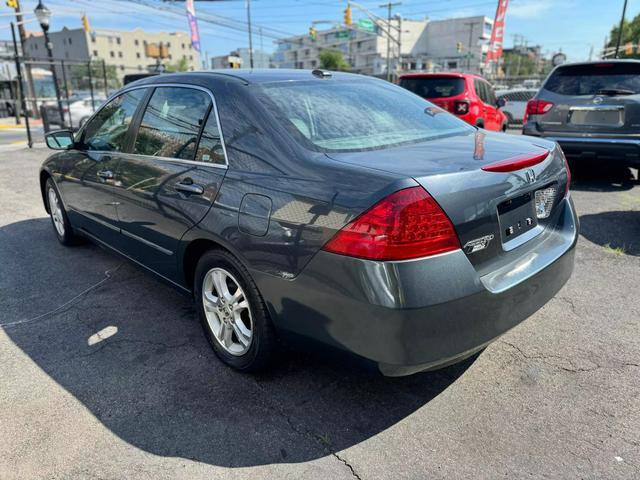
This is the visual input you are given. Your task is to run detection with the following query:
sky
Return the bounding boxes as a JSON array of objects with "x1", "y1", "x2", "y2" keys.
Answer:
[{"x1": 3, "y1": 0, "x2": 640, "y2": 63}]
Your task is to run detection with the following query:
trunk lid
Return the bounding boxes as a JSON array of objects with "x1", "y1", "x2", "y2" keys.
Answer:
[{"x1": 325, "y1": 131, "x2": 569, "y2": 272}]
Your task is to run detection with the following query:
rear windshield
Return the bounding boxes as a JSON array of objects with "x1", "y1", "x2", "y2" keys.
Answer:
[
  {"x1": 544, "y1": 63, "x2": 640, "y2": 95},
  {"x1": 399, "y1": 77, "x2": 465, "y2": 98},
  {"x1": 255, "y1": 80, "x2": 472, "y2": 152}
]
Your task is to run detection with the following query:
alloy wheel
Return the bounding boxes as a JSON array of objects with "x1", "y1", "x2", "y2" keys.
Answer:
[
  {"x1": 202, "y1": 267, "x2": 253, "y2": 356},
  {"x1": 48, "y1": 187, "x2": 65, "y2": 237}
]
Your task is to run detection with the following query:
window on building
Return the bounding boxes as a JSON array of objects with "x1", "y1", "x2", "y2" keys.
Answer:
[
  {"x1": 120, "y1": 65, "x2": 125, "y2": 71},
  {"x1": 135, "y1": 39, "x2": 139, "y2": 46},
  {"x1": 116, "y1": 37, "x2": 121, "y2": 45},
  {"x1": 68, "y1": 38, "x2": 72, "y2": 45},
  {"x1": 110, "y1": 51, "x2": 115, "y2": 58},
  {"x1": 447, "y1": 61, "x2": 458, "y2": 69},
  {"x1": 118, "y1": 51, "x2": 123, "y2": 58},
  {"x1": 182, "y1": 43, "x2": 186, "y2": 49},
  {"x1": 167, "y1": 42, "x2": 171, "y2": 47},
  {"x1": 91, "y1": 36, "x2": 96, "y2": 43},
  {"x1": 136, "y1": 52, "x2": 141, "y2": 58},
  {"x1": 189, "y1": 55, "x2": 193, "y2": 60},
  {"x1": 133, "y1": 86, "x2": 212, "y2": 160},
  {"x1": 93, "y1": 50, "x2": 98, "y2": 57}
]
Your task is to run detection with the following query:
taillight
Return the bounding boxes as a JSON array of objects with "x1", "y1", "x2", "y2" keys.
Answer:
[
  {"x1": 322, "y1": 186, "x2": 460, "y2": 261},
  {"x1": 454, "y1": 100, "x2": 469, "y2": 115},
  {"x1": 525, "y1": 99, "x2": 553, "y2": 122}
]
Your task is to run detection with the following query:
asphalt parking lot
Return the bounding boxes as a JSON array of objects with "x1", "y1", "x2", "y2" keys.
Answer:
[{"x1": 0, "y1": 147, "x2": 639, "y2": 479}]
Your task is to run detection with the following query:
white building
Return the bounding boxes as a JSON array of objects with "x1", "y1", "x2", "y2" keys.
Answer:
[{"x1": 273, "y1": 15, "x2": 493, "y2": 77}]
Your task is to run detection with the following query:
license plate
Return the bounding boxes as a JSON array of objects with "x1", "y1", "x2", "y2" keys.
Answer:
[
  {"x1": 498, "y1": 193, "x2": 537, "y2": 243},
  {"x1": 569, "y1": 107, "x2": 623, "y2": 126}
]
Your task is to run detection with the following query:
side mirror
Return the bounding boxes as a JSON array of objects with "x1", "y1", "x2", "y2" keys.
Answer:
[
  {"x1": 496, "y1": 97, "x2": 507, "y2": 108},
  {"x1": 45, "y1": 130, "x2": 75, "y2": 150}
]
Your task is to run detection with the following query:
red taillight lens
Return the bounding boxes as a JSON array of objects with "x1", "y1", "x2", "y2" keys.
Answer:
[
  {"x1": 454, "y1": 100, "x2": 469, "y2": 115},
  {"x1": 525, "y1": 99, "x2": 553, "y2": 117},
  {"x1": 322, "y1": 187, "x2": 460, "y2": 261}
]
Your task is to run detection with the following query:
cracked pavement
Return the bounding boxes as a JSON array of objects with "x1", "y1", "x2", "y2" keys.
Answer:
[{"x1": 0, "y1": 147, "x2": 639, "y2": 479}]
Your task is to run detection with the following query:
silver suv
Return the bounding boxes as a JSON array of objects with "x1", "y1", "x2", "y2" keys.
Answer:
[{"x1": 523, "y1": 60, "x2": 640, "y2": 169}]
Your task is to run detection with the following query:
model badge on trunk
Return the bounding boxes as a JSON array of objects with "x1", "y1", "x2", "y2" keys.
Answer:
[{"x1": 463, "y1": 234, "x2": 495, "y2": 253}]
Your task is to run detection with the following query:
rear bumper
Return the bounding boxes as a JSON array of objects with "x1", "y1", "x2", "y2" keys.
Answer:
[
  {"x1": 523, "y1": 130, "x2": 640, "y2": 165},
  {"x1": 253, "y1": 197, "x2": 578, "y2": 376}
]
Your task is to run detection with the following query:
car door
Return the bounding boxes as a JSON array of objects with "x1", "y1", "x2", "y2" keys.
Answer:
[
  {"x1": 113, "y1": 85, "x2": 227, "y2": 281},
  {"x1": 60, "y1": 88, "x2": 147, "y2": 247},
  {"x1": 483, "y1": 81, "x2": 501, "y2": 130}
]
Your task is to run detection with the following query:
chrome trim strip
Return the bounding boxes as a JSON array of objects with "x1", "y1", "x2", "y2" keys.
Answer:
[
  {"x1": 79, "y1": 229, "x2": 190, "y2": 294},
  {"x1": 121, "y1": 228, "x2": 173, "y2": 256},
  {"x1": 70, "y1": 208, "x2": 120, "y2": 232}
]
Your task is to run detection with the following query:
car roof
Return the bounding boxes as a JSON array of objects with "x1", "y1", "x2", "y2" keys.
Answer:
[
  {"x1": 553, "y1": 59, "x2": 640, "y2": 68},
  {"x1": 130, "y1": 69, "x2": 369, "y2": 86}
]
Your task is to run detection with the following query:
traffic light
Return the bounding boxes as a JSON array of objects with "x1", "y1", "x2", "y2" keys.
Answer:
[
  {"x1": 6, "y1": 0, "x2": 18, "y2": 9},
  {"x1": 624, "y1": 42, "x2": 633, "y2": 55},
  {"x1": 309, "y1": 26, "x2": 317, "y2": 41},
  {"x1": 344, "y1": 4, "x2": 352, "y2": 26},
  {"x1": 456, "y1": 42, "x2": 464, "y2": 53},
  {"x1": 81, "y1": 14, "x2": 90, "y2": 33}
]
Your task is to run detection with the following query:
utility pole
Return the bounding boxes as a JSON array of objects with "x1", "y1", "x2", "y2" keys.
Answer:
[
  {"x1": 380, "y1": 1, "x2": 401, "y2": 82},
  {"x1": 246, "y1": 0, "x2": 254, "y2": 68},
  {"x1": 615, "y1": 0, "x2": 628, "y2": 58},
  {"x1": 10, "y1": 0, "x2": 39, "y2": 119},
  {"x1": 464, "y1": 22, "x2": 475, "y2": 72},
  {"x1": 11, "y1": 22, "x2": 32, "y2": 146}
]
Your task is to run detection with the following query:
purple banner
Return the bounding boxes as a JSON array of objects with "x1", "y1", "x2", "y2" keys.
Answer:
[{"x1": 186, "y1": 0, "x2": 201, "y2": 52}]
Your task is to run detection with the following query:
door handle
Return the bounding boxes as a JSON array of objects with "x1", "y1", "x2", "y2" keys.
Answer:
[
  {"x1": 97, "y1": 170, "x2": 114, "y2": 179},
  {"x1": 175, "y1": 180, "x2": 204, "y2": 195}
]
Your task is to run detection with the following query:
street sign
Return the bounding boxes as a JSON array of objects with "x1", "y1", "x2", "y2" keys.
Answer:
[
  {"x1": 358, "y1": 19, "x2": 375, "y2": 32},
  {"x1": 336, "y1": 31, "x2": 350, "y2": 39}
]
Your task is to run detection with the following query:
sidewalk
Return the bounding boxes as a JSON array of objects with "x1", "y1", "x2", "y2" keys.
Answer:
[{"x1": 0, "y1": 116, "x2": 44, "y2": 130}]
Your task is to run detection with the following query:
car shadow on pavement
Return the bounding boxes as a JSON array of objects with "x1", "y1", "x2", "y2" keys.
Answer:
[
  {"x1": 570, "y1": 162, "x2": 638, "y2": 193},
  {"x1": 1, "y1": 218, "x2": 477, "y2": 468},
  {"x1": 579, "y1": 210, "x2": 640, "y2": 256}
]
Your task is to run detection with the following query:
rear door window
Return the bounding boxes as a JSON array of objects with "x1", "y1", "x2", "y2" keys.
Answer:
[
  {"x1": 133, "y1": 86, "x2": 212, "y2": 160},
  {"x1": 544, "y1": 63, "x2": 640, "y2": 95},
  {"x1": 399, "y1": 77, "x2": 465, "y2": 98}
]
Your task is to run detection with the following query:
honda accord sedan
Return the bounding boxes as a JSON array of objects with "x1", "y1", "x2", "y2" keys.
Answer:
[{"x1": 40, "y1": 70, "x2": 578, "y2": 376}]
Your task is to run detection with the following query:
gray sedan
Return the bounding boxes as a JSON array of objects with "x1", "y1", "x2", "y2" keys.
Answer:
[{"x1": 40, "y1": 69, "x2": 577, "y2": 376}]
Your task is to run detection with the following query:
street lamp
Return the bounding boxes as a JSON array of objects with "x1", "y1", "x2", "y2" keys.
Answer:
[{"x1": 34, "y1": 0, "x2": 65, "y2": 127}]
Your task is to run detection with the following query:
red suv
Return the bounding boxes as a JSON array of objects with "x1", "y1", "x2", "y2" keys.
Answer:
[{"x1": 399, "y1": 73, "x2": 507, "y2": 131}]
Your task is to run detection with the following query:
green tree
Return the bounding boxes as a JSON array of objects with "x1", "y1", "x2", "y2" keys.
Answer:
[
  {"x1": 318, "y1": 49, "x2": 350, "y2": 71},
  {"x1": 607, "y1": 13, "x2": 640, "y2": 58},
  {"x1": 165, "y1": 57, "x2": 190, "y2": 72},
  {"x1": 502, "y1": 51, "x2": 537, "y2": 76}
]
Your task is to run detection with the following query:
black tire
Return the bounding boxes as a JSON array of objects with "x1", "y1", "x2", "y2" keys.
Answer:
[
  {"x1": 45, "y1": 178, "x2": 81, "y2": 246},
  {"x1": 501, "y1": 123, "x2": 508, "y2": 132},
  {"x1": 194, "y1": 249, "x2": 277, "y2": 372}
]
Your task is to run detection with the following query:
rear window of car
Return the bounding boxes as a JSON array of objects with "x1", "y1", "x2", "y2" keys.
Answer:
[
  {"x1": 544, "y1": 63, "x2": 640, "y2": 95},
  {"x1": 399, "y1": 77, "x2": 465, "y2": 98},
  {"x1": 255, "y1": 79, "x2": 472, "y2": 152}
]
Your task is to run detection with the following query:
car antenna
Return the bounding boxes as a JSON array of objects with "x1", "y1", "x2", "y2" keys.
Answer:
[{"x1": 312, "y1": 69, "x2": 332, "y2": 79}]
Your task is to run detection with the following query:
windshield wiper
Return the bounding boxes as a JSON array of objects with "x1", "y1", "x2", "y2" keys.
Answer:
[{"x1": 596, "y1": 88, "x2": 635, "y2": 96}]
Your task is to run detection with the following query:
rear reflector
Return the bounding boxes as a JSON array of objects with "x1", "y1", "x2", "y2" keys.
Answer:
[
  {"x1": 481, "y1": 151, "x2": 550, "y2": 173},
  {"x1": 322, "y1": 186, "x2": 460, "y2": 261}
]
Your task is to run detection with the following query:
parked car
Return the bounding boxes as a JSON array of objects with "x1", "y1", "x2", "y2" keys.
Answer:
[
  {"x1": 496, "y1": 88, "x2": 538, "y2": 125},
  {"x1": 523, "y1": 60, "x2": 640, "y2": 169},
  {"x1": 43, "y1": 96, "x2": 106, "y2": 130},
  {"x1": 40, "y1": 70, "x2": 577, "y2": 376},
  {"x1": 399, "y1": 72, "x2": 508, "y2": 131}
]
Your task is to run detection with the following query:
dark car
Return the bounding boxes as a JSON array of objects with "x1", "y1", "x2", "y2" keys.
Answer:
[
  {"x1": 399, "y1": 72, "x2": 508, "y2": 131},
  {"x1": 523, "y1": 60, "x2": 640, "y2": 169},
  {"x1": 40, "y1": 70, "x2": 577, "y2": 376}
]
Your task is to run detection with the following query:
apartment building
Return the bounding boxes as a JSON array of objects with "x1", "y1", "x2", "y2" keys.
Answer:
[
  {"x1": 24, "y1": 27, "x2": 200, "y2": 78},
  {"x1": 273, "y1": 15, "x2": 493, "y2": 77}
]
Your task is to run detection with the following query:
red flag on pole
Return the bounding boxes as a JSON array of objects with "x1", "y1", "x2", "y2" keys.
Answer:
[{"x1": 486, "y1": 0, "x2": 509, "y2": 64}]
